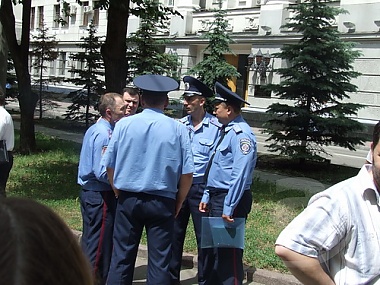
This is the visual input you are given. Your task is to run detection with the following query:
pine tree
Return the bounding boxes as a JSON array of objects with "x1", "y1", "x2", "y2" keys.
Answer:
[
  {"x1": 66, "y1": 20, "x2": 105, "y2": 128},
  {"x1": 30, "y1": 23, "x2": 59, "y2": 119},
  {"x1": 126, "y1": 0, "x2": 180, "y2": 84},
  {"x1": 189, "y1": 6, "x2": 240, "y2": 89},
  {"x1": 263, "y1": 0, "x2": 365, "y2": 165}
]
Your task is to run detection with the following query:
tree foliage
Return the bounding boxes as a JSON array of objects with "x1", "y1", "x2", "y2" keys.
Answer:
[
  {"x1": 263, "y1": 0, "x2": 365, "y2": 165},
  {"x1": 126, "y1": 0, "x2": 180, "y2": 83},
  {"x1": 0, "y1": 0, "x2": 37, "y2": 153},
  {"x1": 30, "y1": 23, "x2": 59, "y2": 119},
  {"x1": 189, "y1": 8, "x2": 240, "y2": 89},
  {"x1": 65, "y1": 21, "x2": 105, "y2": 128}
]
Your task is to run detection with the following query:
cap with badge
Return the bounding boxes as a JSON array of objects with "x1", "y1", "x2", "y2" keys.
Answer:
[
  {"x1": 214, "y1": 82, "x2": 250, "y2": 106},
  {"x1": 183, "y1": 76, "x2": 213, "y2": 98},
  {"x1": 133, "y1": 74, "x2": 179, "y2": 96}
]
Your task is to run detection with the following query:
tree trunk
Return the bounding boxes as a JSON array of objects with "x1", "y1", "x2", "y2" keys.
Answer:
[
  {"x1": 0, "y1": 22, "x2": 7, "y2": 90},
  {"x1": 0, "y1": 0, "x2": 36, "y2": 153},
  {"x1": 101, "y1": 1, "x2": 129, "y2": 93}
]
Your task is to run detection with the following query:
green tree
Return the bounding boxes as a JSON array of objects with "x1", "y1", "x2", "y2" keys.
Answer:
[
  {"x1": 96, "y1": 0, "x2": 181, "y2": 92},
  {"x1": 189, "y1": 7, "x2": 240, "y2": 89},
  {"x1": 30, "y1": 23, "x2": 58, "y2": 119},
  {"x1": 263, "y1": 0, "x2": 365, "y2": 165},
  {"x1": 126, "y1": 0, "x2": 180, "y2": 83},
  {"x1": 66, "y1": 21, "x2": 105, "y2": 129},
  {"x1": 0, "y1": 0, "x2": 37, "y2": 153}
]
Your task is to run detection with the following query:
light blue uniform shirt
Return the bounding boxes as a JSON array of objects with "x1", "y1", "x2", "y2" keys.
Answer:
[
  {"x1": 202, "y1": 115, "x2": 257, "y2": 216},
  {"x1": 78, "y1": 118, "x2": 113, "y2": 191},
  {"x1": 102, "y1": 108, "x2": 194, "y2": 200},
  {"x1": 179, "y1": 112, "x2": 221, "y2": 184}
]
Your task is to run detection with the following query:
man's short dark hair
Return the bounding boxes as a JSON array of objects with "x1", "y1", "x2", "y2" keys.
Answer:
[
  {"x1": 98, "y1": 93, "x2": 122, "y2": 117},
  {"x1": 141, "y1": 93, "x2": 167, "y2": 107},
  {"x1": 122, "y1": 87, "x2": 139, "y2": 96},
  {"x1": 372, "y1": 121, "x2": 380, "y2": 149}
]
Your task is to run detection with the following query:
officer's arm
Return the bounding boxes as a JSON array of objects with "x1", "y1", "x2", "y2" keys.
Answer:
[
  {"x1": 175, "y1": 173, "x2": 193, "y2": 217},
  {"x1": 106, "y1": 167, "x2": 119, "y2": 198},
  {"x1": 275, "y1": 245, "x2": 335, "y2": 285}
]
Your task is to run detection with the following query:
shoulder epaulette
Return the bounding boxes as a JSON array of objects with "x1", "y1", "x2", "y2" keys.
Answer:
[
  {"x1": 210, "y1": 116, "x2": 222, "y2": 127},
  {"x1": 232, "y1": 124, "x2": 243, "y2": 133},
  {"x1": 179, "y1": 117, "x2": 189, "y2": 125}
]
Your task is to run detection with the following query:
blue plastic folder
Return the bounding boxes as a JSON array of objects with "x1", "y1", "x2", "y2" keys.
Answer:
[{"x1": 201, "y1": 217, "x2": 245, "y2": 249}]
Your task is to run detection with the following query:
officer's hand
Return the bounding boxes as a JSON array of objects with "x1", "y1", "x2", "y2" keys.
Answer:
[
  {"x1": 222, "y1": 214, "x2": 234, "y2": 223},
  {"x1": 199, "y1": 202, "x2": 208, "y2": 212},
  {"x1": 113, "y1": 188, "x2": 120, "y2": 199}
]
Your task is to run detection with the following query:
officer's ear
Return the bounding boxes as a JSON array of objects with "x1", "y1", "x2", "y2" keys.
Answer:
[
  {"x1": 105, "y1": 108, "x2": 112, "y2": 120},
  {"x1": 199, "y1": 96, "x2": 206, "y2": 107}
]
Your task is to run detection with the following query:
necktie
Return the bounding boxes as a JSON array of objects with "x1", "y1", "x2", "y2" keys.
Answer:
[{"x1": 203, "y1": 126, "x2": 226, "y2": 183}]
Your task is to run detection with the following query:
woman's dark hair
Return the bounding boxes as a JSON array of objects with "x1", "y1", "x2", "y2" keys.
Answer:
[{"x1": 0, "y1": 198, "x2": 93, "y2": 285}]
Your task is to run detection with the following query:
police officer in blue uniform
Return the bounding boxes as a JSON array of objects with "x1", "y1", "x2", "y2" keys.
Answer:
[
  {"x1": 170, "y1": 76, "x2": 222, "y2": 285},
  {"x1": 103, "y1": 75, "x2": 194, "y2": 285},
  {"x1": 199, "y1": 82, "x2": 257, "y2": 285},
  {"x1": 78, "y1": 92, "x2": 126, "y2": 285}
]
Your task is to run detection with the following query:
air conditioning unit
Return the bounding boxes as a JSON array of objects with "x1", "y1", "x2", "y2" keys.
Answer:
[
  {"x1": 83, "y1": 6, "x2": 92, "y2": 13},
  {"x1": 70, "y1": 5, "x2": 77, "y2": 15}
]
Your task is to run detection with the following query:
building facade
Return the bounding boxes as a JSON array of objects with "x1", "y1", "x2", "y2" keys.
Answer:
[{"x1": 28, "y1": 0, "x2": 380, "y2": 124}]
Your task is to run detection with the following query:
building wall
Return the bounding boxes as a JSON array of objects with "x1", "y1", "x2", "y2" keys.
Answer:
[{"x1": 26, "y1": 0, "x2": 380, "y2": 124}]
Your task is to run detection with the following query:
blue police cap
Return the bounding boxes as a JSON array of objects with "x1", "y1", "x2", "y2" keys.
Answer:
[
  {"x1": 133, "y1": 74, "x2": 179, "y2": 96},
  {"x1": 214, "y1": 82, "x2": 250, "y2": 106},
  {"x1": 183, "y1": 76, "x2": 213, "y2": 98}
]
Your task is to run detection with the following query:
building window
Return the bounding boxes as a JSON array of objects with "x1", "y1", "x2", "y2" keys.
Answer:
[
  {"x1": 53, "y1": 5, "x2": 60, "y2": 28},
  {"x1": 37, "y1": 6, "x2": 44, "y2": 28},
  {"x1": 59, "y1": 52, "x2": 66, "y2": 76},
  {"x1": 167, "y1": 0, "x2": 174, "y2": 6},
  {"x1": 50, "y1": 60, "x2": 56, "y2": 76},
  {"x1": 93, "y1": 1, "x2": 99, "y2": 26},
  {"x1": 254, "y1": 85, "x2": 271, "y2": 98},
  {"x1": 82, "y1": 2, "x2": 91, "y2": 26},
  {"x1": 30, "y1": 7, "x2": 35, "y2": 30}
]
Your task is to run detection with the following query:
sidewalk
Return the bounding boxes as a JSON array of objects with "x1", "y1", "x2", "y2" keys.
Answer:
[{"x1": 12, "y1": 111, "x2": 303, "y2": 285}]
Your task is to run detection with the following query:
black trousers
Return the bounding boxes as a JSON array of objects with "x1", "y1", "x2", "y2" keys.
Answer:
[
  {"x1": 80, "y1": 189, "x2": 117, "y2": 285},
  {"x1": 203, "y1": 189, "x2": 252, "y2": 285},
  {"x1": 170, "y1": 183, "x2": 208, "y2": 284},
  {"x1": 107, "y1": 191, "x2": 175, "y2": 285},
  {"x1": 0, "y1": 152, "x2": 13, "y2": 197}
]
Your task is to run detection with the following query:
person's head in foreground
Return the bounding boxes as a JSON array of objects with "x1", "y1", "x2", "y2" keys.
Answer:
[
  {"x1": 182, "y1": 76, "x2": 213, "y2": 116},
  {"x1": 122, "y1": 87, "x2": 140, "y2": 116},
  {"x1": 0, "y1": 198, "x2": 93, "y2": 285},
  {"x1": 133, "y1": 74, "x2": 179, "y2": 110},
  {"x1": 98, "y1": 92, "x2": 125, "y2": 125},
  {"x1": 212, "y1": 82, "x2": 250, "y2": 126}
]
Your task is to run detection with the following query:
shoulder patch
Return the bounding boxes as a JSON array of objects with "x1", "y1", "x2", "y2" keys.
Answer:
[
  {"x1": 233, "y1": 125, "x2": 242, "y2": 134},
  {"x1": 239, "y1": 138, "x2": 252, "y2": 155}
]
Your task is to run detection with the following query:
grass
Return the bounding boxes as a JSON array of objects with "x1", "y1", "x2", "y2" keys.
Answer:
[
  {"x1": 8, "y1": 131, "x2": 83, "y2": 230},
  {"x1": 7, "y1": 125, "x2": 360, "y2": 273}
]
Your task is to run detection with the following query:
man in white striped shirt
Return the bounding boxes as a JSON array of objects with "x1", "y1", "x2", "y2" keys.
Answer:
[{"x1": 275, "y1": 120, "x2": 380, "y2": 285}]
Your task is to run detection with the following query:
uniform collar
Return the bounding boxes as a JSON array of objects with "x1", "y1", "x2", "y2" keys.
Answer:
[{"x1": 224, "y1": 114, "x2": 243, "y2": 132}]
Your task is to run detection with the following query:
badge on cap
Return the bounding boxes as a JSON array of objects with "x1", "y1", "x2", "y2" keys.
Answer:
[
  {"x1": 184, "y1": 82, "x2": 190, "y2": 91},
  {"x1": 240, "y1": 138, "x2": 252, "y2": 155}
]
